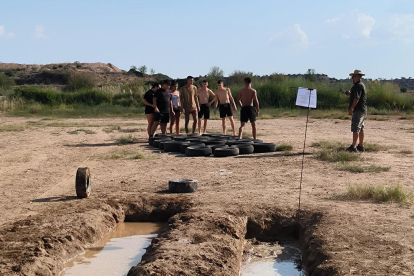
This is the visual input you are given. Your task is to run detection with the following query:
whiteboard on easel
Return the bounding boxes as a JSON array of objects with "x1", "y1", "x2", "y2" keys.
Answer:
[{"x1": 295, "y1": 87, "x2": 317, "y2": 108}]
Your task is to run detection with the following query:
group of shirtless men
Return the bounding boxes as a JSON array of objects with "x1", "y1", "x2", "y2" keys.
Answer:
[{"x1": 142, "y1": 76, "x2": 260, "y2": 139}]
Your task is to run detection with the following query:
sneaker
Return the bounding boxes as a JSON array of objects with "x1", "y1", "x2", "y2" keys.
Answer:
[
  {"x1": 346, "y1": 145, "x2": 358, "y2": 152},
  {"x1": 356, "y1": 145, "x2": 365, "y2": 152}
]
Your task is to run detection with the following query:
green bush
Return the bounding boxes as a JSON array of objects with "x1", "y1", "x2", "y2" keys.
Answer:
[
  {"x1": 66, "y1": 72, "x2": 97, "y2": 91},
  {"x1": 0, "y1": 73, "x2": 15, "y2": 90}
]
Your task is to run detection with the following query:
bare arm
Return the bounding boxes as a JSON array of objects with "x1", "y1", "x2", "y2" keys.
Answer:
[
  {"x1": 228, "y1": 89, "x2": 237, "y2": 111},
  {"x1": 237, "y1": 90, "x2": 242, "y2": 107},
  {"x1": 170, "y1": 99, "x2": 175, "y2": 115},
  {"x1": 349, "y1": 98, "x2": 359, "y2": 115},
  {"x1": 153, "y1": 97, "x2": 159, "y2": 113},
  {"x1": 142, "y1": 99, "x2": 152, "y2": 106},
  {"x1": 194, "y1": 87, "x2": 200, "y2": 111},
  {"x1": 253, "y1": 90, "x2": 259, "y2": 115},
  {"x1": 207, "y1": 89, "x2": 216, "y2": 106}
]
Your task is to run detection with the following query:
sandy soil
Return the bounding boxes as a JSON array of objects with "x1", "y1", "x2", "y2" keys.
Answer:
[{"x1": 0, "y1": 114, "x2": 413, "y2": 275}]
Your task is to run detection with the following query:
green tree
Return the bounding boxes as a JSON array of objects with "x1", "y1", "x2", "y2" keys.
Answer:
[
  {"x1": 208, "y1": 66, "x2": 224, "y2": 79},
  {"x1": 130, "y1": 65, "x2": 137, "y2": 71},
  {"x1": 0, "y1": 73, "x2": 15, "y2": 90},
  {"x1": 304, "y1": 69, "x2": 317, "y2": 82},
  {"x1": 400, "y1": 87, "x2": 407, "y2": 93},
  {"x1": 150, "y1": 68, "x2": 155, "y2": 75},
  {"x1": 138, "y1": 65, "x2": 147, "y2": 75}
]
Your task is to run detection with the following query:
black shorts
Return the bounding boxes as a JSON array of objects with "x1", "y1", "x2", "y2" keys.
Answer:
[
  {"x1": 198, "y1": 104, "x2": 210, "y2": 119},
  {"x1": 153, "y1": 112, "x2": 170, "y2": 123},
  {"x1": 145, "y1": 106, "x2": 154, "y2": 115},
  {"x1": 219, "y1": 103, "x2": 233, "y2": 118},
  {"x1": 240, "y1": 106, "x2": 256, "y2": 123}
]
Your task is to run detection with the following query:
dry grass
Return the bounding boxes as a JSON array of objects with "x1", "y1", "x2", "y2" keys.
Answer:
[
  {"x1": 399, "y1": 149, "x2": 413, "y2": 155},
  {"x1": 116, "y1": 135, "x2": 139, "y2": 145},
  {"x1": 312, "y1": 141, "x2": 360, "y2": 162},
  {"x1": 67, "y1": 129, "x2": 97, "y2": 135},
  {"x1": 0, "y1": 124, "x2": 28, "y2": 132},
  {"x1": 336, "y1": 184, "x2": 412, "y2": 205},
  {"x1": 335, "y1": 163, "x2": 390, "y2": 173},
  {"x1": 276, "y1": 144, "x2": 293, "y2": 151},
  {"x1": 93, "y1": 148, "x2": 151, "y2": 160}
]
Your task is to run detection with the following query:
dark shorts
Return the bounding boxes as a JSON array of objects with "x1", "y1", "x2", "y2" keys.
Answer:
[
  {"x1": 198, "y1": 104, "x2": 210, "y2": 119},
  {"x1": 351, "y1": 111, "x2": 366, "y2": 132},
  {"x1": 240, "y1": 106, "x2": 256, "y2": 123},
  {"x1": 219, "y1": 103, "x2": 233, "y2": 118},
  {"x1": 154, "y1": 112, "x2": 170, "y2": 123},
  {"x1": 145, "y1": 106, "x2": 154, "y2": 115}
]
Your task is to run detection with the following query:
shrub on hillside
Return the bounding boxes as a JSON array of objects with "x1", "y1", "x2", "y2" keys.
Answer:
[
  {"x1": 66, "y1": 72, "x2": 97, "y2": 91},
  {"x1": 0, "y1": 73, "x2": 15, "y2": 90}
]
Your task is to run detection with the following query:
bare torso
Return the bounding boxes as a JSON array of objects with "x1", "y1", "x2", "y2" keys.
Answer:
[
  {"x1": 239, "y1": 87, "x2": 256, "y2": 106},
  {"x1": 197, "y1": 88, "x2": 213, "y2": 104},
  {"x1": 215, "y1": 88, "x2": 230, "y2": 104}
]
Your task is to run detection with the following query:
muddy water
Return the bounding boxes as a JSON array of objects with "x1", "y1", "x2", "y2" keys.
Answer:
[
  {"x1": 242, "y1": 241, "x2": 305, "y2": 276},
  {"x1": 62, "y1": 222, "x2": 163, "y2": 276}
]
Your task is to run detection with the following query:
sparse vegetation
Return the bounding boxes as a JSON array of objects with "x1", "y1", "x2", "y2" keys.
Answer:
[
  {"x1": 335, "y1": 163, "x2": 390, "y2": 173},
  {"x1": 94, "y1": 148, "x2": 151, "y2": 160},
  {"x1": 337, "y1": 184, "x2": 412, "y2": 204},
  {"x1": 116, "y1": 135, "x2": 138, "y2": 145},
  {"x1": 312, "y1": 141, "x2": 360, "y2": 162},
  {"x1": 67, "y1": 129, "x2": 96, "y2": 135},
  {"x1": 276, "y1": 144, "x2": 293, "y2": 151},
  {"x1": 399, "y1": 149, "x2": 413, "y2": 155},
  {"x1": 0, "y1": 124, "x2": 28, "y2": 132}
]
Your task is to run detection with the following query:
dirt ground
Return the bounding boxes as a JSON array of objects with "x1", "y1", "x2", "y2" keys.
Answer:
[{"x1": 0, "y1": 114, "x2": 414, "y2": 276}]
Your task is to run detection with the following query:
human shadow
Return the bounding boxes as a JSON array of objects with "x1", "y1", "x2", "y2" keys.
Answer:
[{"x1": 31, "y1": 196, "x2": 80, "y2": 203}]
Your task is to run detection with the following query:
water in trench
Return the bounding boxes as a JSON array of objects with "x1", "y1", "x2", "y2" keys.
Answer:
[
  {"x1": 62, "y1": 222, "x2": 163, "y2": 276},
  {"x1": 242, "y1": 239, "x2": 305, "y2": 276}
]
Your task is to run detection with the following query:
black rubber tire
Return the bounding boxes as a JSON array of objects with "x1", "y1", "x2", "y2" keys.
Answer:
[
  {"x1": 185, "y1": 146, "x2": 212, "y2": 157},
  {"x1": 154, "y1": 134, "x2": 168, "y2": 138},
  {"x1": 148, "y1": 136, "x2": 160, "y2": 146},
  {"x1": 204, "y1": 140, "x2": 227, "y2": 146},
  {"x1": 207, "y1": 144, "x2": 229, "y2": 154},
  {"x1": 253, "y1": 143, "x2": 276, "y2": 153},
  {"x1": 214, "y1": 147, "x2": 239, "y2": 157},
  {"x1": 226, "y1": 140, "x2": 253, "y2": 146},
  {"x1": 172, "y1": 136, "x2": 188, "y2": 141},
  {"x1": 230, "y1": 144, "x2": 255, "y2": 154},
  {"x1": 76, "y1": 167, "x2": 91, "y2": 198},
  {"x1": 238, "y1": 138, "x2": 263, "y2": 143},
  {"x1": 164, "y1": 141, "x2": 184, "y2": 152},
  {"x1": 180, "y1": 143, "x2": 205, "y2": 154},
  {"x1": 186, "y1": 138, "x2": 210, "y2": 143},
  {"x1": 186, "y1": 133, "x2": 200, "y2": 137},
  {"x1": 168, "y1": 179, "x2": 198, "y2": 193},
  {"x1": 153, "y1": 138, "x2": 171, "y2": 148},
  {"x1": 159, "y1": 140, "x2": 170, "y2": 150}
]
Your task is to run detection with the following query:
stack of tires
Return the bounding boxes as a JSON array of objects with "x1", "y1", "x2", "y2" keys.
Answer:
[{"x1": 148, "y1": 133, "x2": 276, "y2": 157}]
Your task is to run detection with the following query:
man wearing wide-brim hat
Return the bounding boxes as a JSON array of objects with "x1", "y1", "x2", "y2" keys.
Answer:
[{"x1": 345, "y1": 70, "x2": 367, "y2": 152}]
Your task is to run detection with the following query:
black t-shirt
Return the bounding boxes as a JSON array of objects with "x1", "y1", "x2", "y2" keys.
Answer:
[
  {"x1": 154, "y1": 88, "x2": 171, "y2": 113},
  {"x1": 143, "y1": 89, "x2": 155, "y2": 113},
  {"x1": 349, "y1": 81, "x2": 367, "y2": 114}
]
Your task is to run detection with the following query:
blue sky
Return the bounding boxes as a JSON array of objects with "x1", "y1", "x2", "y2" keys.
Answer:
[{"x1": 1, "y1": 0, "x2": 413, "y2": 79}]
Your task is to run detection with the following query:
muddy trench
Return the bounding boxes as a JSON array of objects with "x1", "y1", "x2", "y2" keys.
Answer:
[{"x1": 0, "y1": 194, "x2": 335, "y2": 276}]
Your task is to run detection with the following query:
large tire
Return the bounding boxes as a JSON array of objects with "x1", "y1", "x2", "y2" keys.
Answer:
[
  {"x1": 159, "y1": 140, "x2": 170, "y2": 150},
  {"x1": 226, "y1": 140, "x2": 253, "y2": 146},
  {"x1": 207, "y1": 144, "x2": 229, "y2": 154},
  {"x1": 76, "y1": 167, "x2": 91, "y2": 198},
  {"x1": 148, "y1": 136, "x2": 159, "y2": 146},
  {"x1": 168, "y1": 179, "x2": 198, "y2": 193},
  {"x1": 186, "y1": 133, "x2": 200, "y2": 137},
  {"x1": 185, "y1": 146, "x2": 212, "y2": 157},
  {"x1": 180, "y1": 143, "x2": 205, "y2": 154},
  {"x1": 172, "y1": 136, "x2": 187, "y2": 141},
  {"x1": 214, "y1": 147, "x2": 239, "y2": 157},
  {"x1": 230, "y1": 144, "x2": 254, "y2": 154},
  {"x1": 253, "y1": 143, "x2": 276, "y2": 153},
  {"x1": 164, "y1": 141, "x2": 184, "y2": 152},
  {"x1": 153, "y1": 138, "x2": 171, "y2": 148},
  {"x1": 238, "y1": 138, "x2": 264, "y2": 143},
  {"x1": 186, "y1": 138, "x2": 210, "y2": 143},
  {"x1": 204, "y1": 139, "x2": 227, "y2": 146}
]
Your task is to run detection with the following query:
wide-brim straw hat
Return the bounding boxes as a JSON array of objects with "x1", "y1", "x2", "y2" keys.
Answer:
[{"x1": 349, "y1": 69, "x2": 365, "y2": 76}]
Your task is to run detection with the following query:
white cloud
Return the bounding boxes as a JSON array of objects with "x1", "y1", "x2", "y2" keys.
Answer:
[
  {"x1": 270, "y1": 24, "x2": 309, "y2": 49},
  {"x1": 33, "y1": 25, "x2": 46, "y2": 38},
  {"x1": 323, "y1": 10, "x2": 375, "y2": 40},
  {"x1": 0, "y1": 25, "x2": 15, "y2": 38},
  {"x1": 387, "y1": 14, "x2": 414, "y2": 43}
]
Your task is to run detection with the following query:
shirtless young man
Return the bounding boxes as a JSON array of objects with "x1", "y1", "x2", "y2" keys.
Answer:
[
  {"x1": 237, "y1": 77, "x2": 260, "y2": 139},
  {"x1": 214, "y1": 80, "x2": 237, "y2": 136},
  {"x1": 180, "y1": 76, "x2": 200, "y2": 134},
  {"x1": 197, "y1": 80, "x2": 217, "y2": 134}
]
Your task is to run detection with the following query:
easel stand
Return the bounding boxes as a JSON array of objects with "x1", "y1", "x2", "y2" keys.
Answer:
[{"x1": 297, "y1": 88, "x2": 313, "y2": 222}]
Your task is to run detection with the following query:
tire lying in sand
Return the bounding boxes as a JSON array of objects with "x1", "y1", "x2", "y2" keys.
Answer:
[
  {"x1": 185, "y1": 146, "x2": 212, "y2": 157},
  {"x1": 180, "y1": 142, "x2": 206, "y2": 154},
  {"x1": 168, "y1": 179, "x2": 198, "y2": 193},
  {"x1": 76, "y1": 167, "x2": 91, "y2": 198},
  {"x1": 186, "y1": 133, "x2": 200, "y2": 137},
  {"x1": 153, "y1": 138, "x2": 171, "y2": 148},
  {"x1": 238, "y1": 138, "x2": 264, "y2": 143},
  {"x1": 172, "y1": 136, "x2": 188, "y2": 141},
  {"x1": 214, "y1": 147, "x2": 239, "y2": 157},
  {"x1": 186, "y1": 138, "x2": 210, "y2": 143},
  {"x1": 253, "y1": 143, "x2": 276, "y2": 153},
  {"x1": 204, "y1": 139, "x2": 227, "y2": 146},
  {"x1": 164, "y1": 141, "x2": 185, "y2": 152},
  {"x1": 207, "y1": 144, "x2": 229, "y2": 154},
  {"x1": 226, "y1": 140, "x2": 253, "y2": 146},
  {"x1": 230, "y1": 144, "x2": 254, "y2": 154},
  {"x1": 159, "y1": 140, "x2": 171, "y2": 150}
]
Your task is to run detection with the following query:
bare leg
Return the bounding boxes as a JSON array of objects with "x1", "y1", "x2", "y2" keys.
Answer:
[
  {"x1": 150, "y1": 121, "x2": 159, "y2": 136},
  {"x1": 221, "y1": 118, "x2": 226, "y2": 135},
  {"x1": 146, "y1": 114, "x2": 154, "y2": 137},
  {"x1": 238, "y1": 122, "x2": 246, "y2": 139},
  {"x1": 191, "y1": 112, "x2": 197, "y2": 134},
  {"x1": 169, "y1": 113, "x2": 174, "y2": 134},
  {"x1": 184, "y1": 113, "x2": 190, "y2": 134},
  {"x1": 251, "y1": 122, "x2": 257, "y2": 139},
  {"x1": 352, "y1": 132, "x2": 358, "y2": 147},
  {"x1": 175, "y1": 113, "x2": 181, "y2": 134},
  {"x1": 358, "y1": 131, "x2": 364, "y2": 146},
  {"x1": 229, "y1": 116, "x2": 236, "y2": 136},
  {"x1": 160, "y1": 123, "x2": 167, "y2": 134},
  {"x1": 203, "y1": 119, "x2": 208, "y2": 134},
  {"x1": 198, "y1": 118, "x2": 202, "y2": 135}
]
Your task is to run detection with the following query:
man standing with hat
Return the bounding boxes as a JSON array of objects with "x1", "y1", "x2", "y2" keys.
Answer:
[{"x1": 345, "y1": 70, "x2": 367, "y2": 152}]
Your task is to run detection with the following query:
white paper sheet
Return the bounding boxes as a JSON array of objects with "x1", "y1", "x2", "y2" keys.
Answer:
[{"x1": 295, "y1": 87, "x2": 317, "y2": 108}]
